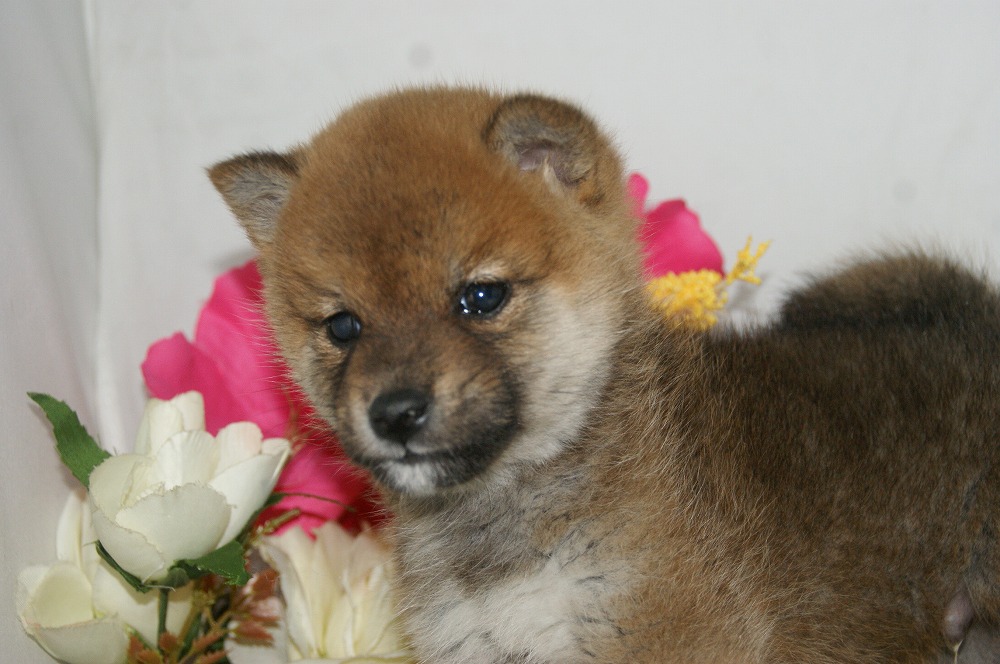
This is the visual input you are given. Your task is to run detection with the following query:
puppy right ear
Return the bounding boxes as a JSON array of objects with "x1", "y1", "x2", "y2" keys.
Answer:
[
  {"x1": 207, "y1": 150, "x2": 301, "y2": 249},
  {"x1": 483, "y1": 94, "x2": 623, "y2": 209}
]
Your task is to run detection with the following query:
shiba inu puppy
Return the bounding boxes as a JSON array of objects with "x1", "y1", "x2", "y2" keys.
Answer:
[{"x1": 209, "y1": 87, "x2": 1000, "y2": 663}]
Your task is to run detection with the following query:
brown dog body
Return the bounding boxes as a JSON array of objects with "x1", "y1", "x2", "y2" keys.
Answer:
[{"x1": 211, "y1": 87, "x2": 1000, "y2": 662}]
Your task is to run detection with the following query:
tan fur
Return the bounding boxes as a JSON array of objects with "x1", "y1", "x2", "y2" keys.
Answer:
[{"x1": 210, "y1": 87, "x2": 1000, "y2": 662}]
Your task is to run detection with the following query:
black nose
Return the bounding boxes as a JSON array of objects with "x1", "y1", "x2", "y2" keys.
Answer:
[{"x1": 368, "y1": 388, "x2": 431, "y2": 445}]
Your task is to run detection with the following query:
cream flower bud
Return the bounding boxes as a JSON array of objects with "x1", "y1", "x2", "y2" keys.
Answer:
[
  {"x1": 88, "y1": 391, "x2": 290, "y2": 583},
  {"x1": 228, "y1": 522, "x2": 412, "y2": 663},
  {"x1": 17, "y1": 562, "x2": 129, "y2": 664},
  {"x1": 17, "y1": 492, "x2": 191, "y2": 663}
]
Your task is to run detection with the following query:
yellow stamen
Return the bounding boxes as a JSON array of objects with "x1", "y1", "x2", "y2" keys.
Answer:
[{"x1": 646, "y1": 237, "x2": 769, "y2": 330}]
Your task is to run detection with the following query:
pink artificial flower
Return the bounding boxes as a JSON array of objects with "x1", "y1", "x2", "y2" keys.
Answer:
[
  {"x1": 627, "y1": 173, "x2": 724, "y2": 277},
  {"x1": 142, "y1": 261, "x2": 376, "y2": 535}
]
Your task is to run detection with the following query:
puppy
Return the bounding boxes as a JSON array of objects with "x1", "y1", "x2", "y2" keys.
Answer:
[{"x1": 209, "y1": 87, "x2": 1000, "y2": 663}]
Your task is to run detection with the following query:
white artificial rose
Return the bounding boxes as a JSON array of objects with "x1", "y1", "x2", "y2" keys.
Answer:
[
  {"x1": 17, "y1": 492, "x2": 192, "y2": 664},
  {"x1": 88, "y1": 391, "x2": 291, "y2": 583},
  {"x1": 227, "y1": 522, "x2": 412, "y2": 664}
]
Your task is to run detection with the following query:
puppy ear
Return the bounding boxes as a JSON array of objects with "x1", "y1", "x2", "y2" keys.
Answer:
[
  {"x1": 207, "y1": 150, "x2": 301, "y2": 249},
  {"x1": 483, "y1": 94, "x2": 623, "y2": 208}
]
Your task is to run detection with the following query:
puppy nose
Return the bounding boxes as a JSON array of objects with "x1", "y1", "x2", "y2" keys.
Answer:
[{"x1": 368, "y1": 388, "x2": 430, "y2": 445}]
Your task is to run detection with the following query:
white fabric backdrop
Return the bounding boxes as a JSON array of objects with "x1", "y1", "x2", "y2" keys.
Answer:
[
  {"x1": 2, "y1": 2, "x2": 98, "y2": 661},
  {"x1": 3, "y1": 1, "x2": 999, "y2": 659}
]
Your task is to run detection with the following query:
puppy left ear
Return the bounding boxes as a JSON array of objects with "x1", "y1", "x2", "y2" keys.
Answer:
[
  {"x1": 483, "y1": 94, "x2": 623, "y2": 208},
  {"x1": 207, "y1": 150, "x2": 301, "y2": 250}
]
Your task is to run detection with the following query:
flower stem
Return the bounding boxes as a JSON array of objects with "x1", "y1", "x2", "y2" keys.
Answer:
[{"x1": 158, "y1": 587, "x2": 170, "y2": 649}]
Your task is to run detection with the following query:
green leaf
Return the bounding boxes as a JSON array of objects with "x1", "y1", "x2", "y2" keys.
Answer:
[
  {"x1": 96, "y1": 541, "x2": 152, "y2": 593},
  {"x1": 28, "y1": 392, "x2": 110, "y2": 489},
  {"x1": 177, "y1": 539, "x2": 250, "y2": 587}
]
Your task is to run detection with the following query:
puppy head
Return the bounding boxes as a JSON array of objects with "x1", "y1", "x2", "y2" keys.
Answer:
[{"x1": 210, "y1": 88, "x2": 642, "y2": 496}]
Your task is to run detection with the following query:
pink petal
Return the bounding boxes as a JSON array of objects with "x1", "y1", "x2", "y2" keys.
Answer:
[
  {"x1": 626, "y1": 173, "x2": 650, "y2": 218},
  {"x1": 628, "y1": 172, "x2": 723, "y2": 277},
  {"x1": 264, "y1": 435, "x2": 374, "y2": 536},
  {"x1": 640, "y1": 199, "x2": 724, "y2": 276},
  {"x1": 192, "y1": 263, "x2": 292, "y2": 439}
]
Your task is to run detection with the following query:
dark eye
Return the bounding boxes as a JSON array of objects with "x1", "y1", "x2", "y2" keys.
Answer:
[
  {"x1": 458, "y1": 281, "x2": 510, "y2": 317},
  {"x1": 325, "y1": 311, "x2": 362, "y2": 345}
]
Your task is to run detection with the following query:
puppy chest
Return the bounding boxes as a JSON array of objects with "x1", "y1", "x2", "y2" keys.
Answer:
[
  {"x1": 404, "y1": 553, "x2": 623, "y2": 663},
  {"x1": 404, "y1": 512, "x2": 630, "y2": 663}
]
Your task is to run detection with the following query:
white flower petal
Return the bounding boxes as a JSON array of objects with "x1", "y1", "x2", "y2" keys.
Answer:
[
  {"x1": 264, "y1": 436, "x2": 292, "y2": 462},
  {"x1": 18, "y1": 563, "x2": 94, "y2": 627},
  {"x1": 90, "y1": 507, "x2": 170, "y2": 582},
  {"x1": 88, "y1": 454, "x2": 146, "y2": 515},
  {"x1": 311, "y1": 526, "x2": 358, "y2": 655},
  {"x1": 226, "y1": 641, "x2": 287, "y2": 664},
  {"x1": 146, "y1": 402, "x2": 186, "y2": 456},
  {"x1": 17, "y1": 562, "x2": 129, "y2": 664},
  {"x1": 171, "y1": 390, "x2": 206, "y2": 431},
  {"x1": 210, "y1": 446, "x2": 289, "y2": 544},
  {"x1": 351, "y1": 564, "x2": 405, "y2": 655},
  {"x1": 216, "y1": 421, "x2": 265, "y2": 473},
  {"x1": 136, "y1": 397, "x2": 181, "y2": 455},
  {"x1": 56, "y1": 490, "x2": 86, "y2": 566},
  {"x1": 15, "y1": 566, "x2": 48, "y2": 619},
  {"x1": 16, "y1": 565, "x2": 87, "y2": 630},
  {"x1": 26, "y1": 619, "x2": 129, "y2": 664},
  {"x1": 136, "y1": 392, "x2": 206, "y2": 456},
  {"x1": 260, "y1": 523, "x2": 406, "y2": 661},
  {"x1": 133, "y1": 397, "x2": 165, "y2": 455},
  {"x1": 76, "y1": 505, "x2": 103, "y2": 583},
  {"x1": 115, "y1": 483, "x2": 231, "y2": 572},
  {"x1": 149, "y1": 430, "x2": 218, "y2": 489},
  {"x1": 90, "y1": 559, "x2": 192, "y2": 644},
  {"x1": 260, "y1": 528, "x2": 319, "y2": 655}
]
